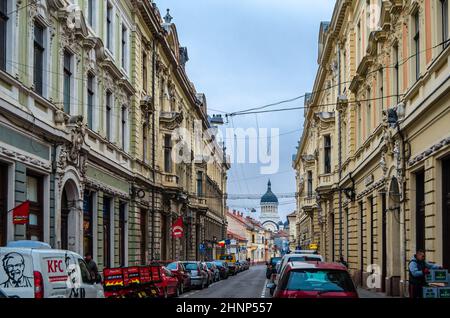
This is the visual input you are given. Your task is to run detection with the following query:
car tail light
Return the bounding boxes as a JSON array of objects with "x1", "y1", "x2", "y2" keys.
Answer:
[{"x1": 33, "y1": 271, "x2": 44, "y2": 299}]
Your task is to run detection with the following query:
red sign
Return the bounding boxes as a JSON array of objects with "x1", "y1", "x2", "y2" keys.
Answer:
[
  {"x1": 12, "y1": 201, "x2": 30, "y2": 224},
  {"x1": 171, "y1": 216, "x2": 184, "y2": 238}
]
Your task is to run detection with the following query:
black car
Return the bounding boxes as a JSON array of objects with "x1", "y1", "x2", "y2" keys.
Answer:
[
  {"x1": 213, "y1": 260, "x2": 229, "y2": 279},
  {"x1": 266, "y1": 257, "x2": 282, "y2": 279}
]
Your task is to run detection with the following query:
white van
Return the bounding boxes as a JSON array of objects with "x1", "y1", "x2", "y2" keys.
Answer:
[{"x1": 0, "y1": 241, "x2": 104, "y2": 298}]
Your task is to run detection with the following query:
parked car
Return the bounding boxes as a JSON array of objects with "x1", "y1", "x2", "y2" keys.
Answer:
[
  {"x1": 166, "y1": 261, "x2": 191, "y2": 293},
  {"x1": 241, "y1": 260, "x2": 250, "y2": 271},
  {"x1": 0, "y1": 288, "x2": 8, "y2": 298},
  {"x1": 227, "y1": 262, "x2": 238, "y2": 275},
  {"x1": 235, "y1": 261, "x2": 243, "y2": 272},
  {"x1": 0, "y1": 240, "x2": 104, "y2": 298},
  {"x1": 272, "y1": 253, "x2": 324, "y2": 287},
  {"x1": 155, "y1": 267, "x2": 180, "y2": 298},
  {"x1": 267, "y1": 262, "x2": 358, "y2": 298},
  {"x1": 182, "y1": 262, "x2": 208, "y2": 289},
  {"x1": 201, "y1": 262, "x2": 214, "y2": 285},
  {"x1": 266, "y1": 257, "x2": 282, "y2": 279},
  {"x1": 213, "y1": 260, "x2": 229, "y2": 279},
  {"x1": 206, "y1": 262, "x2": 220, "y2": 282}
]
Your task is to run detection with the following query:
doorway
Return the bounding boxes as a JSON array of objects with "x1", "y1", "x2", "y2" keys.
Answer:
[{"x1": 415, "y1": 170, "x2": 425, "y2": 251}]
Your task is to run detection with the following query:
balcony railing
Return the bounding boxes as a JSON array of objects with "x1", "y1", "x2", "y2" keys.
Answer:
[{"x1": 162, "y1": 173, "x2": 179, "y2": 188}]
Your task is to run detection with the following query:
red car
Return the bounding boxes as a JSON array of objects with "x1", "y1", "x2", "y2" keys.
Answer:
[
  {"x1": 166, "y1": 261, "x2": 192, "y2": 293},
  {"x1": 155, "y1": 266, "x2": 180, "y2": 298},
  {"x1": 267, "y1": 262, "x2": 358, "y2": 298}
]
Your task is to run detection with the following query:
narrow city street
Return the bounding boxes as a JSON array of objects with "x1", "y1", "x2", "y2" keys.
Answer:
[{"x1": 180, "y1": 265, "x2": 268, "y2": 298}]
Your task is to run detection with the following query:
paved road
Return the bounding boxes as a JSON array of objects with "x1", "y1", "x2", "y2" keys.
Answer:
[{"x1": 180, "y1": 265, "x2": 268, "y2": 298}]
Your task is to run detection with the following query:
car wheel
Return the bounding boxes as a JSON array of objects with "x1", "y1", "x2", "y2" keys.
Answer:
[
  {"x1": 163, "y1": 288, "x2": 168, "y2": 299},
  {"x1": 180, "y1": 283, "x2": 184, "y2": 294},
  {"x1": 175, "y1": 286, "x2": 180, "y2": 297}
]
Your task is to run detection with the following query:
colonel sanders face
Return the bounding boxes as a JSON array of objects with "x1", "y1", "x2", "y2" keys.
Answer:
[{"x1": 3, "y1": 253, "x2": 26, "y2": 283}]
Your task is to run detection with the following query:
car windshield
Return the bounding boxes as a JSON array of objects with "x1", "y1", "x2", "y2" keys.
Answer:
[
  {"x1": 184, "y1": 263, "x2": 198, "y2": 271},
  {"x1": 271, "y1": 257, "x2": 282, "y2": 265},
  {"x1": 166, "y1": 262, "x2": 177, "y2": 270},
  {"x1": 284, "y1": 269, "x2": 355, "y2": 292}
]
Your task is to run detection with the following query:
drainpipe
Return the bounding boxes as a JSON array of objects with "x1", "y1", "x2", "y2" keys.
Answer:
[{"x1": 151, "y1": 38, "x2": 156, "y2": 261}]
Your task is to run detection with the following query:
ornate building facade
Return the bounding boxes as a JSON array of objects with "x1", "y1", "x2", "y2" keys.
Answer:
[
  {"x1": 259, "y1": 180, "x2": 282, "y2": 232},
  {"x1": 293, "y1": 0, "x2": 450, "y2": 297},
  {"x1": 0, "y1": 0, "x2": 229, "y2": 269}
]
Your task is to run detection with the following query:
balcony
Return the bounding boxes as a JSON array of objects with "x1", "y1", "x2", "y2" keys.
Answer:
[
  {"x1": 159, "y1": 111, "x2": 184, "y2": 130},
  {"x1": 302, "y1": 196, "x2": 316, "y2": 213},
  {"x1": 317, "y1": 173, "x2": 333, "y2": 193},
  {"x1": 189, "y1": 196, "x2": 208, "y2": 211},
  {"x1": 161, "y1": 173, "x2": 180, "y2": 189}
]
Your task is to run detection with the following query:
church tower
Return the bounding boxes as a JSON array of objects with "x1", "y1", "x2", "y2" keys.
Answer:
[{"x1": 260, "y1": 180, "x2": 281, "y2": 232}]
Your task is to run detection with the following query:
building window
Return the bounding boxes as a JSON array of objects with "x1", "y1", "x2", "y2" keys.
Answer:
[
  {"x1": 106, "y1": 3, "x2": 113, "y2": 52},
  {"x1": 142, "y1": 123, "x2": 148, "y2": 162},
  {"x1": 413, "y1": 11, "x2": 420, "y2": 81},
  {"x1": 0, "y1": 0, "x2": 8, "y2": 71},
  {"x1": 119, "y1": 202, "x2": 126, "y2": 267},
  {"x1": 440, "y1": 0, "x2": 449, "y2": 49},
  {"x1": 140, "y1": 209, "x2": 148, "y2": 264},
  {"x1": 33, "y1": 22, "x2": 45, "y2": 96},
  {"x1": 366, "y1": 88, "x2": 371, "y2": 137},
  {"x1": 164, "y1": 134, "x2": 172, "y2": 173},
  {"x1": 26, "y1": 173, "x2": 43, "y2": 241},
  {"x1": 103, "y1": 196, "x2": 112, "y2": 267},
  {"x1": 378, "y1": 69, "x2": 383, "y2": 122},
  {"x1": 393, "y1": 44, "x2": 399, "y2": 104},
  {"x1": 63, "y1": 50, "x2": 72, "y2": 114},
  {"x1": 357, "y1": 103, "x2": 362, "y2": 146},
  {"x1": 106, "y1": 91, "x2": 112, "y2": 141},
  {"x1": 197, "y1": 171, "x2": 203, "y2": 196},
  {"x1": 357, "y1": 21, "x2": 362, "y2": 64},
  {"x1": 121, "y1": 105, "x2": 127, "y2": 150},
  {"x1": 87, "y1": 74, "x2": 94, "y2": 129},
  {"x1": 324, "y1": 135, "x2": 331, "y2": 174},
  {"x1": 121, "y1": 25, "x2": 127, "y2": 70},
  {"x1": 0, "y1": 163, "x2": 8, "y2": 246},
  {"x1": 87, "y1": 0, "x2": 94, "y2": 28},
  {"x1": 142, "y1": 51, "x2": 147, "y2": 91},
  {"x1": 307, "y1": 171, "x2": 313, "y2": 197},
  {"x1": 83, "y1": 191, "x2": 94, "y2": 257}
]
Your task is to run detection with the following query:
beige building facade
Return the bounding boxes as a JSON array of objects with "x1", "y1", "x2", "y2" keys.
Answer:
[{"x1": 293, "y1": 0, "x2": 450, "y2": 297}]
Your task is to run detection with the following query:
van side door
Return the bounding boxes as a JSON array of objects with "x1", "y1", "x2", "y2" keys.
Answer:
[{"x1": 76, "y1": 257, "x2": 104, "y2": 298}]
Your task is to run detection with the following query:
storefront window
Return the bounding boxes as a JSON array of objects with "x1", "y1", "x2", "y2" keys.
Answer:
[{"x1": 26, "y1": 173, "x2": 43, "y2": 241}]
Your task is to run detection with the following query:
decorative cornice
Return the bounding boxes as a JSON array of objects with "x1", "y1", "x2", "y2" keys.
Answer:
[{"x1": 408, "y1": 136, "x2": 450, "y2": 166}]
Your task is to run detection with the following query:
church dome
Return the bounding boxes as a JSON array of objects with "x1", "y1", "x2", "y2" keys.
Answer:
[{"x1": 260, "y1": 180, "x2": 278, "y2": 204}]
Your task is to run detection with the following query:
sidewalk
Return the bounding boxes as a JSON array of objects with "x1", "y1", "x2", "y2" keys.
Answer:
[{"x1": 357, "y1": 288, "x2": 400, "y2": 298}]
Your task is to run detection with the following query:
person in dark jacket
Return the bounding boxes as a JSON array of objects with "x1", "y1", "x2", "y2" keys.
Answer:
[{"x1": 408, "y1": 249, "x2": 441, "y2": 298}]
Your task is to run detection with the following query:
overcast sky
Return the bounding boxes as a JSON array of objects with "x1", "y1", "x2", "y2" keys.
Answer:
[{"x1": 155, "y1": 0, "x2": 336, "y2": 222}]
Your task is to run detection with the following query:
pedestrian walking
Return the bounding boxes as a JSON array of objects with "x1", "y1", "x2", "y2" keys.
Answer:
[
  {"x1": 408, "y1": 249, "x2": 442, "y2": 298},
  {"x1": 84, "y1": 253, "x2": 100, "y2": 282}
]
